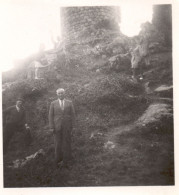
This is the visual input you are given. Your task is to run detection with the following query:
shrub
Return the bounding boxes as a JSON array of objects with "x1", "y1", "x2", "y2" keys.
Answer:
[
  {"x1": 72, "y1": 73, "x2": 144, "y2": 109},
  {"x1": 2, "y1": 79, "x2": 49, "y2": 108}
]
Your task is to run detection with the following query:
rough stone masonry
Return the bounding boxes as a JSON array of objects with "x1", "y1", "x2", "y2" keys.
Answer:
[
  {"x1": 60, "y1": 5, "x2": 172, "y2": 45},
  {"x1": 60, "y1": 6, "x2": 120, "y2": 42}
]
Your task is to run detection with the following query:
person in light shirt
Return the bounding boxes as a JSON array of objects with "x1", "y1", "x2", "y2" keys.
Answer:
[
  {"x1": 49, "y1": 88, "x2": 76, "y2": 169},
  {"x1": 131, "y1": 39, "x2": 149, "y2": 81},
  {"x1": 131, "y1": 45, "x2": 142, "y2": 80},
  {"x1": 27, "y1": 60, "x2": 51, "y2": 80}
]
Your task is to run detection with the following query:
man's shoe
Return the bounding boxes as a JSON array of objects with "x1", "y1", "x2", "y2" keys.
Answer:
[{"x1": 58, "y1": 161, "x2": 71, "y2": 169}]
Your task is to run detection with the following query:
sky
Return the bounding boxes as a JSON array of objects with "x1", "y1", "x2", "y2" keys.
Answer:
[
  {"x1": 0, "y1": 2, "x2": 152, "y2": 72},
  {"x1": 120, "y1": 4, "x2": 152, "y2": 36},
  {"x1": 0, "y1": 1, "x2": 61, "y2": 72}
]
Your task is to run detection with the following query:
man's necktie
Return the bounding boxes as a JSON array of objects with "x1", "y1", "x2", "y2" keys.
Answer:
[{"x1": 61, "y1": 100, "x2": 64, "y2": 110}]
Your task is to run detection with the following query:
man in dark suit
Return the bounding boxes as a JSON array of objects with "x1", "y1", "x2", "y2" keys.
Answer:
[
  {"x1": 49, "y1": 88, "x2": 75, "y2": 168},
  {"x1": 3, "y1": 98, "x2": 32, "y2": 154}
]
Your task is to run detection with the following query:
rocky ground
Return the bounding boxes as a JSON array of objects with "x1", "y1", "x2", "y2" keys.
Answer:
[{"x1": 2, "y1": 23, "x2": 174, "y2": 187}]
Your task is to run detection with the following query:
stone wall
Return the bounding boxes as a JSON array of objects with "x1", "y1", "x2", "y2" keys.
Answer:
[
  {"x1": 152, "y1": 4, "x2": 172, "y2": 46},
  {"x1": 60, "y1": 6, "x2": 120, "y2": 42}
]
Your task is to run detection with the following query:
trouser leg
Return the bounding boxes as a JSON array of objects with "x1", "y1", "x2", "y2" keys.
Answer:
[
  {"x1": 54, "y1": 130, "x2": 63, "y2": 165},
  {"x1": 24, "y1": 128, "x2": 32, "y2": 146},
  {"x1": 139, "y1": 64, "x2": 143, "y2": 77},
  {"x1": 35, "y1": 68, "x2": 38, "y2": 79},
  {"x1": 62, "y1": 127, "x2": 72, "y2": 165},
  {"x1": 132, "y1": 68, "x2": 137, "y2": 78},
  {"x1": 144, "y1": 56, "x2": 150, "y2": 66},
  {"x1": 3, "y1": 125, "x2": 16, "y2": 155}
]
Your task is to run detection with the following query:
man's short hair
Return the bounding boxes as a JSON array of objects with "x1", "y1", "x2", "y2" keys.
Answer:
[
  {"x1": 56, "y1": 88, "x2": 65, "y2": 93},
  {"x1": 17, "y1": 97, "x2": 24, "y2": 102}
]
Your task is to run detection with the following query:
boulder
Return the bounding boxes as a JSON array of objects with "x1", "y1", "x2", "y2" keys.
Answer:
[
  {"x1": 104, "y1": 141, "x2": 115, "y2": 150},
  {"x1": 8, "y1": 149, "x2": 45, "y2": 169},
  {"x1": 136, "y1": 103, "x2": 172, "y2": 127},
  {"x1": 154, "y1": 85, "x2": 173, "y2": 92},
  {"x1": 154, "y1": 85, "x2": 173, "y2": 98},
  {"x1": 109, "y1": 53, "x2": 130, "y2": 71}
]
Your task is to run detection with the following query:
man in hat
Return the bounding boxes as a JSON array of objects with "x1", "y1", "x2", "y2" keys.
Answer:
[
  {"x1": 49, "y1": 88, "x2": 76, "y2": 168},
  {"x1": 3, "y1": 98, "x2": 32, "y2": 154}
]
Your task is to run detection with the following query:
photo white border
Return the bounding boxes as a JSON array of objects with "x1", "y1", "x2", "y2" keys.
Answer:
[{"x1": 0, "y1": 0, "x2": 178, "y2": 194}]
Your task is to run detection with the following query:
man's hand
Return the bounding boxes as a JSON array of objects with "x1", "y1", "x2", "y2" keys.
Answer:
[{"x1": 25, "y1": 124, "x2": 30, "y2": 130}]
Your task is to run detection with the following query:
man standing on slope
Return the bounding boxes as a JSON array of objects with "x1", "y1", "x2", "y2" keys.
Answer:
[
  {"x1": 3, "y1": 98, "x2": 32, "y2": 155},
  {"x1": 49, "y1": 88, "x2": 75, "y2": 169}
]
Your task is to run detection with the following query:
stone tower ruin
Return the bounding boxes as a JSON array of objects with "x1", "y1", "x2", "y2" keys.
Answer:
[
  {"x1": 152, "y1": 4, "x2": 172, "y2": 46},
  {"x1": 60, "y1": 6, "x2": 120, "y2": 42}
]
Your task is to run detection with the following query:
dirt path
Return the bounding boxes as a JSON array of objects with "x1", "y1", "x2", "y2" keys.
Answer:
[{"x1": 105, "y1": 124, "x2": 134, "y2": 144}]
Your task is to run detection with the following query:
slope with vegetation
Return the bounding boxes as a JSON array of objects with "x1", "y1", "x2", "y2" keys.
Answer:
[{"x1": 2, "y1": 20, "x2": 173, "y2": 187}]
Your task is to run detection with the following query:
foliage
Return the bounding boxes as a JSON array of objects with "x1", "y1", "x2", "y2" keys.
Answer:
[
  {"x1": 72, "y1": 73, "x2": 144, "y2": 109},
  {"x1": 2, "y1": 79, "x2": 50, "y2": 108}
]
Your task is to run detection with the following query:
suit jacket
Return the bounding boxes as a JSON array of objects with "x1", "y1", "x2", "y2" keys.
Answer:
[
  {"x1": 49, "y1": 99, "x2": 75, "y2": 131},
  {"x1": 3, "y1": 105, "x2": 27, "y2": 128}
]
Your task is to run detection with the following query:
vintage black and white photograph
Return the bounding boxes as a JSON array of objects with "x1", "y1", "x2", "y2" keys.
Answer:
[{"x1": 1, "y1": 0, "x2": 175, "y2": 191}]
